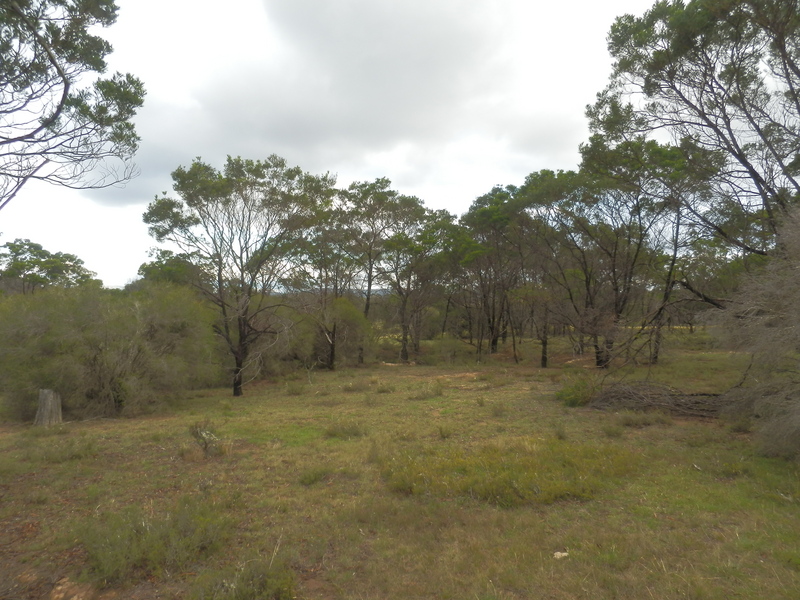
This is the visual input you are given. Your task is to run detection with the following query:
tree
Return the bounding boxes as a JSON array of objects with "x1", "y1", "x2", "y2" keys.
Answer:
[
  {"x1": 0, "y1": 238, "x2": 97, "y2": 293},
  {"x1": 594, "y1": 0, "x2": 800, "y2": 252},
  {"x1": 143, "y1": 155, "x2": 335, "y2": 396},
  {"x1": 339, "y1": 178, "x2": 399, "y2": 362},
  {"x1": 0, "y1": 0, "x2": 145, "y2": 210},
  {"x1": 377, "y1": 198, "x2": 453, "y2": 362},
  {"x1": 459, "y1": 186, "x2": 524, "y2": 358},
  {"x1": 289, "y1": 203, "x2": 363, "y2": 370}
]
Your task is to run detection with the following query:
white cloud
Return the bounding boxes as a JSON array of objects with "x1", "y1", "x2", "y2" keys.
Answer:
[{"x1": 1, "y1": 0, "x2": 658, "y2": 286}]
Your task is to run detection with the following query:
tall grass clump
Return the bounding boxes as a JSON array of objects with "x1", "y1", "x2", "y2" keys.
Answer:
[
  {"x1": 78, "y1": 495, "x2": 233, "y2": 584},
  {"x1": 192, "y1": 557, "x2": 296, "y2": 600}
]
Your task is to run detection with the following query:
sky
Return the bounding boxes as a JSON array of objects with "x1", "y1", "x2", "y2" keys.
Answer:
[{"x1": 1, "y1": 0, "x2": 656, "y2": 288}]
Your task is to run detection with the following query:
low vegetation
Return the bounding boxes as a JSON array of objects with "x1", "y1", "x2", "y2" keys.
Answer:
[{"x1": 1, "y1": 339, "x2": 800, "y2": 599}]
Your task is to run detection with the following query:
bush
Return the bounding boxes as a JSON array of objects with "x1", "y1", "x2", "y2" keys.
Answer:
[
  {"x1": 79, "y1": 495, "x2": 233, "y2": 584},
  {"x1": 0, "y1": 284, "x2": 223, "y2": 419},
  {"x1": 192, "y1": 557, "x2": 296, "y2": 600},
  {"x1": 555, "y1": 375, "x2": 596, "y2": 407}
]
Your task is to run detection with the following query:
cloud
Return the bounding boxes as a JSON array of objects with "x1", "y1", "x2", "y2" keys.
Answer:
[{"x1": 88, "y1": 0, "x2": 638, "y2": 212}]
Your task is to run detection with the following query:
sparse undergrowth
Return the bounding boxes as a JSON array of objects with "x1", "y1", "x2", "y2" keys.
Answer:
[{"x1": 1, "y1": 354, "x2": 799, "y2": 600}]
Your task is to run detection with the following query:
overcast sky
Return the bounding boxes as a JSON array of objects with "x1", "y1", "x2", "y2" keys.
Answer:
[{"x1": 1, "y1": 0, "x2": 655, "y2": 287}]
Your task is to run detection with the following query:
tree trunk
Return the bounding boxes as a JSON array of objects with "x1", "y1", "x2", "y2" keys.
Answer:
[
  {"x1": 34, "y1": 389, "x2": 62, "y2": 427},
  {"x1": 232, "y1": 353, "x2": 245, "y2": 397}
]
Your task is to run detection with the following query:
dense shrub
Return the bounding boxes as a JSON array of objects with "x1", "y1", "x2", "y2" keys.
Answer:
[{"x1": 0, "y1": 283, "x2": 224, "y2": 419}]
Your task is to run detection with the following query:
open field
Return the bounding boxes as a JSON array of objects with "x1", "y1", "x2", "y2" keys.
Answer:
[{"x1": 1, "y1": 344, "x2": 799, "y2": 599}]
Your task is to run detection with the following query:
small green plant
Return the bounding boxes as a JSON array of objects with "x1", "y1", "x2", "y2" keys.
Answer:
[
  {"x1": 438, "y1": 425, "x2": 453, "y2": 440},
  {"x1": 342, "y1": 380, "x2": 370, "y2": 393},
  {"x1": 553, "y1": 424, "x2": 567, "y2": 440},
  {"x1": 601, "y1": 424, "x2": 624, "y2": 438},
  {"x1": 408, "y1": 379, "x2": 445, "y2": 401},
  {"x1": 555, "y1": 376, "x2": 596, "y2": 407},
  {"x1": 617, "y1": 411, "x2": 654, "y2": 428},
  {"x1": 192, "y1": 556, "x2": 296, "y2": 600},
  {"x1": 729, "y1": 417, "x2": 753, "y2": 434},
  {"x1": 490, "y1": 401, "x2": 508, "y2": 417},
  {"x1": 299, "y1": 466, "x2": 333, "y2": 486},
  {"x1": 284, "y1": 382, "x2": 306, "y2": 397},
  {"x1": 189, "y1": 419, "x2": 226, "y2": 457},
  {"x1": 375, "y1": 381, "x2": 395, "y2": 394}
]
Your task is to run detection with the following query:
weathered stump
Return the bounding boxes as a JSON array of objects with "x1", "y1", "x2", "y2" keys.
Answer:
[{"x1": 34, "y1": 389, "x2": 62, "y2": 427}]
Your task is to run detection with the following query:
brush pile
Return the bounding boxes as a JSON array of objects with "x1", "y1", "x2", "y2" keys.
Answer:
[{"x1": 589, "y1": 381, "x2": 727, "y2": 418}]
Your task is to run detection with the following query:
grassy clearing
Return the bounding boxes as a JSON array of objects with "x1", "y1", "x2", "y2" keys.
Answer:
[{"x1": 1, "y1": 340, "x2": 799, "y2": 599}]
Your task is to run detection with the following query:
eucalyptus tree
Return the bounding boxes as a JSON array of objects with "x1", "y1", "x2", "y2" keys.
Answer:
[
  {"x1": 520, "y1": 168, "x2": 663, "y2": 368},
  {"x1": 143, "y1": 155, "x2": 335, "y2": 396},
  {"x1": 0, "y1": 0, "x2": 145, "y2": 210},
  {"x1": 459, "y1": 186, "x2": 525, "y2": 358},
  {"x1": 339, "y1": 178, "x2": 400, "y2": 362},
  {"x1": 289, "y1": 203, "x2": 363, "y2": 369},
  {"x1": 594, "y1": 0, "x2": 800, "y2": 252},
  {"x1": 377, "y1": 197, "x2": 454, "y2": 362},
  {"x1": 0, "y1": 238, "x2": 97, "y2": 293}
]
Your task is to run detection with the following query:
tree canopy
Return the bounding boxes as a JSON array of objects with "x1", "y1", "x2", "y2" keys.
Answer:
[{"x1": 0, "y1": 0, "x2": 145, "y2": 210}]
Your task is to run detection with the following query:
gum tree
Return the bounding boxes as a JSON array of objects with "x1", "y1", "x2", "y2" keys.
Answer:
[
  {"x1": 0, "y1": 0, "x2": 145, "y2": 210},
  {"x1": 143, "y1": 155, "x2": 335, "y2": 396}
]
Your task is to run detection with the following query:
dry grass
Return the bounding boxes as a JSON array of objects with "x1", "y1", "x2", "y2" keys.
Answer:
[{"x1": 1, "y1": 358, "x2": 799, "y2": 599}]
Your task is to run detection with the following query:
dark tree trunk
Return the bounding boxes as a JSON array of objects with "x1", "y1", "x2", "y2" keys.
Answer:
[
  {"x1": 232, "y1": 354, "x2": 245, "y2": 397},
  {"x1": 34, "y1": 389, "x2": 62, "y2": 427}
]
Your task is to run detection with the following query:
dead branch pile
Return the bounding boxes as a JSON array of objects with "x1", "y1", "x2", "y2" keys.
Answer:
[{"x1": 589, "y1": 382, "x2": 727, "y2": 418}]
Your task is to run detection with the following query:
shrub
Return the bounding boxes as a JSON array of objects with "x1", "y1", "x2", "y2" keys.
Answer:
[
  {"x1": 189, "y1": 420, "x2": 227, "y2": 458},
  {"x1": 192, "y1": 557, "x2": 296, "y2": 600},
  {"x1": 0, "y1": 285, "x2": 223, "y2": 419},
  {"x1": 79, "y1": 495, "x2": 232, "y2": 584},
  {"x1": 555, "y1": 375, "x2": 596, "y2": 407}
]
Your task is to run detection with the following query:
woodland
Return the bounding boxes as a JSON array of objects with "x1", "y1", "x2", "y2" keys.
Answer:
[{"x1": 2, "y1": 1, "x2": 800, "y2": 598}]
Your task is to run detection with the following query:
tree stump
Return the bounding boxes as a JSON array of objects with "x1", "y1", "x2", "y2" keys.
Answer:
[{"x1": 34, "y1": 389, "x2": 62, "y2": 427}]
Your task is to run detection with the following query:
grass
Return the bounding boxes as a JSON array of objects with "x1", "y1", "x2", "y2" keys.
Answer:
[{"x1": 1, "y1": 338, "x2": 800, "y2": 598}]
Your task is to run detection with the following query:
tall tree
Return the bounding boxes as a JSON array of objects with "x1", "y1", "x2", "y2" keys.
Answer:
[
  {"x1": 593, "y1": 0, "x2": 800, "y2": 252},
  {"x1": 378, "y1": 197, "x2": 453, "y2": 362},
  {"x1": 339, "y1": 178, "x2": 399, "y2": 362},
  {"x1": 290, "y1": 203, "x2": 362, "y2": 370},
  {"x1": 143, "y1": 155, "x2": 335, "y2": 396},
  {"x1": 0, "y1": 0, "x2": 145, "y2": 210},
  {"x1": 460, "y1": 186, "x2": 523, "y2": 358}
]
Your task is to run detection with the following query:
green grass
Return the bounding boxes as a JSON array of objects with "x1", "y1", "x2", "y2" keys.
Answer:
[{"x1": 1, "y1": 349, "x2": 799, "y2": 599}]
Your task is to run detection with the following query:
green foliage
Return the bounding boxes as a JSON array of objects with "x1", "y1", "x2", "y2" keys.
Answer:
[
  {"x1": 79, "y1": 495, "x2": 232, "y2": 584},
  {"x1": 408, "y1": 378, "x2": 445, "y2": 400},
  {"x1": 299, "y1": 466, "x2": 333, "y2": 486},
  {"x1": 616, "y1": 411, "x2": 672, "y2": 428},
  {"x1": 556, "y1": 375, "x2": 597, "y2": 407},
  {"x1": 0, "y1": 239, "x2": 98, "y2": 293},
  {"x1": 0, "y1": 0, "x2": 145, "y2": 210},
  {"x1": 0, "y1": 284, "x2": 222, "y2": 418},
  {"x1": 377, "y1": 440, "x2": 640, "y2": 507}
]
